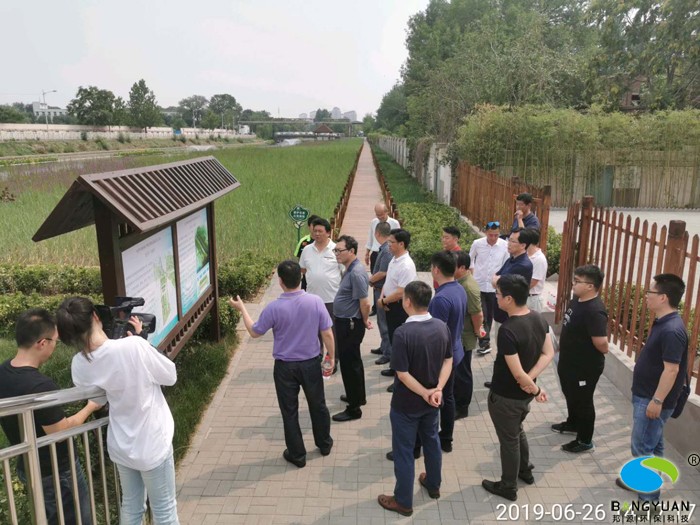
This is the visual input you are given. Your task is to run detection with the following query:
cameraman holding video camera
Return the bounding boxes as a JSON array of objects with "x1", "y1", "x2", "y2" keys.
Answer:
[{"x1": 56, "y1": 297, "x2": 179, "y2": 525}]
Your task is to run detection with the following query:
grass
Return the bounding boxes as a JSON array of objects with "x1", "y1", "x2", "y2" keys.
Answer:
[
  {"x1": 371, "y1": 145, "x2": 432, "y2": 204},
  {"x1": 0, "y1": 139, "x2": 362, "y2": 265}
]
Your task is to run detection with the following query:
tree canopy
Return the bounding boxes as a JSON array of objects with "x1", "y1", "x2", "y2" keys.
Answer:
[
  {"x1": 67, "y1": 86, "x2": 126, "y2": 126},
  {"x1": 128, "y1": 79, "x2": 162, "y2": 130}
]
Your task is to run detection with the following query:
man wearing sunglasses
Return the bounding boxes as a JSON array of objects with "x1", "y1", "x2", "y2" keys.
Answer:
[
  {"x1": 0, "y1": 308, "x2": 102, "y2": 524},
  {"x1": 469, "y1": 221, "x2": 508, "y2": 354}
]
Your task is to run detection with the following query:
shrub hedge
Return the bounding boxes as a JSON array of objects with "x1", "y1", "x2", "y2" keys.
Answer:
[{"x1": 400, "y1": 202, "x2": 479, "y2": 271}]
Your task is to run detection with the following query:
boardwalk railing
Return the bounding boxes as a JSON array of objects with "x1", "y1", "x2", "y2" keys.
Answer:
[
  {"x1": 0, "y1": 386, "x2": 119, "y2": 525},
  {"x1": 330, "y1": 143, "x2": 363, "y2": 236},
  {"x1": 556, "y1": 196, "x2": 700, "y2": 393},
  {"x1": 453, "y1": 161, "x2": 551, "y2": 253},
  {"x1": 368, "y1": 142, "x2": 400, "y2": 223}
]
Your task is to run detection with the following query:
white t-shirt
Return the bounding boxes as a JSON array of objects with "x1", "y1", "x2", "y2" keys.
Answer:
[
  {"x1": 382, "y1": 252, "x2": 417, "y2": 297},
  {"x1": 529, "y1": 248, "x2": 548, "y2": 296},
  {"x1": 469, "y1": 237, "x2": 509, "y2": 293},
  {"x1": 299, "y1": 240, "x2": 342, "y2": 303},
  {"x1": 71, "y1": 336, "x2": 176, "y2": 471},
  {"x1": 366, "y1": 217, "x2": 401, "y2": 252}
]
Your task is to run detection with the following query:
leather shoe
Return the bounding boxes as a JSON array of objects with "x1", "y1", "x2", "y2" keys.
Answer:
[
  {"x1": 484, "y1": 381, "x2": 492, "y2": 388},
  {"x1": 615, "y1": 477, "x2": 633, "y2": 492},
  {"x1": 518, "y1": 468, "x2": 535, "y2": 485},
  {"x1": 320, "y1": 443, "x2": 333, "y2": 456},
  {"x1": 386, "y1": 384, "x2": 394, "y2": 393},
  {"x1": 441, "y1": 441, "x2": 452, "y2": 453},
  {"x1": 381, "y1": 369, "x2": 395, "y2": 377},
  {"x1": 283, "y1": 449, "x2": 306, "y2": 468},
  {"x1": 386, "y1": 449, "x2": 421, "y2": 461},
  {"x1": 332, "y1": 409, "x2": 362, "y2": 422},
  {"x1": 419, "y1": 472, "x2": 440, "y2": 499},
  {"x1": 370, "y1": 347, "x2": 382, "y2": 355},
  {"x1": 377, "y1": 495, "x2": 412, "y2": 517},
  {"x1": 375, "y1": 356, "x2": 390, "y2": 365},
  {"x1": 482, "y1": 479, "x2": 517, "y2": 501}
]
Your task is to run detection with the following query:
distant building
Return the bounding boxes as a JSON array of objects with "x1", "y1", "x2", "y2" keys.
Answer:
[
  {"x1": 299, "y1": 113, "x2": 308, "y2": 119},
  {"x1": 331, "y1": 107, "x2": 342, "y2": 119},
  {"x1": 342, "y1": 111, "x2": 357, "y2": 122},
  {"x1": 32, "y1": 101, "x2": 68, "y2": 122}
]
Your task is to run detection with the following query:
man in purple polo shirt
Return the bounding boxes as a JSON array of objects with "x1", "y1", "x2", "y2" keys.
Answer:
[{"x1": 229, "y1": 260, "x2": 335, "y2": 468}]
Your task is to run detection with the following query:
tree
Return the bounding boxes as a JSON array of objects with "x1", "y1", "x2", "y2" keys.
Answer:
[
  {"x1": 67, "y1": 86, "x2": 122, "y2": 126},
  {"x1": 178, "y1": 95, "x2": 209, "y2": 127},
  {"x1": 588, "y1": 0, "x2": 700, "y2": 109},
  {"x1": 200, "y1": 110, "x2": 220, "y2": 130},
  {"x1": 128, "y1": 79, "x2": 162, "y2": 130},
  {"x1": 0, "y1": 105, "x2": 28, "y2": 123},
  {"x1": 209, "y1": 94, "x2": 242, "y2": 129},
  {"x1": 375, "y1": 84, "x2": 408, "y2": 133},
  {"x1": 313, "y1": 109, "x2": 331, "y2": 121},
  {"x1": 362, "y1": 113, "x2": 375, "y2": 135}
]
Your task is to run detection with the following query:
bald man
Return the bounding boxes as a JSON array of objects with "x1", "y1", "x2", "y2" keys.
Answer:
[{"x1": 366, "y1": 203, "x2": 400, "y2": 271}]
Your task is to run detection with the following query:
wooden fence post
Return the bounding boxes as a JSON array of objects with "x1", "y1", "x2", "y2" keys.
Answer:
[
  {"x1": 577, "y1": 196, "x2": 595, "y2": 267},
  {"x1": 662, "y1": 220, "x2": 688, "y2": 277},
  {"x1": 540, "y1": 185, "x2": 552, "y2": 255}
]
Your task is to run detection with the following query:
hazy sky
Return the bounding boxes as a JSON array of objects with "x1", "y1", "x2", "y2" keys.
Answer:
[{"x1": 1, "y1": 0, "x2": 429, "y2": 118}]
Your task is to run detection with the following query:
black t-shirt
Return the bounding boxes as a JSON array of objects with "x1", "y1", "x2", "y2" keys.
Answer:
[
  {"x1": 491, "y1": 312, "x2": 548, "y2": 400},
  {"x1": 558, "y1": 296, "x2": 608, "y2": 377},
  {"x1": 632, "y1": 311, "x2": 689, "y2": 409},
  {"x1": 390, "y1": 317, "x2": 452, "y2": 413},
  {"x1": 0, "y1": 359, "x2": 69, "y2": 477}
]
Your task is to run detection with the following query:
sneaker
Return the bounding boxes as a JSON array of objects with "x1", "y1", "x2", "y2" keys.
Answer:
[
  {"x1": 476, "y1": 347, "x2": 491, "y2": 356},
  {"x1": 551, "y1": 421, "x2": 577, "y2": 435},
  {"x1": 482, "y1": 479, "x2": 517, "y2": 501},
  {"x1": 561, "y1": 439, "x2": 595, "y2": 453}
]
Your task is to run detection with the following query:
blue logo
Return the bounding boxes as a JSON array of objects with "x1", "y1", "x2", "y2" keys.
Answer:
[{"x1": 619, "y1": 456, "x2": 679, "y2": 493}]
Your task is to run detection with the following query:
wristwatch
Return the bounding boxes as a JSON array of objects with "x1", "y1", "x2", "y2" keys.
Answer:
[{"x1": 652, "y1": 397, "x2": 663, "y2": 405}]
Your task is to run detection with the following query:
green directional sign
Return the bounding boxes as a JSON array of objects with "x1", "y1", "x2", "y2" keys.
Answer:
[{"x1": 288, "y1": 205, "x2": 309, "y2": 223}]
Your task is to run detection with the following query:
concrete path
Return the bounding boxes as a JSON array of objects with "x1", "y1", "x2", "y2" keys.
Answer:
[{"x1": 175, "y1": 142, "x2": 700, "y2": 524}]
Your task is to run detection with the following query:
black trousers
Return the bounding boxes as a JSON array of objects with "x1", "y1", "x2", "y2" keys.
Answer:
[
  {"x1": 335, "y1": 317, "x2": 367, "y2": 411},
  {"x1": 454, "y1": 349, "x2": 473, "y2": 409},
  {"x1": 558, "y1": 365, "x2": 602, "y2": 444},
  {"x1": 273, "y1": 357, "x2": 333, "y2": 463},
  {"x1": 370, "y1": 250, "x2": 378, "y2": 273},
  {"x1": 479, "y1": 292, "x2": 497, "y2": 346},
  {"x1": 386, "y1": 301, "x2": 409, "y2": 344}
]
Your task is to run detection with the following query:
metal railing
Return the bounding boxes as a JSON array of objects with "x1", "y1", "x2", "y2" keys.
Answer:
[{"x1": 0, "y1": 386, "x2": 119, "y2": 525}]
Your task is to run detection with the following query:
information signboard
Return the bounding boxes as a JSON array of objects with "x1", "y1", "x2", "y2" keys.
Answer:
[
  {"x1": 122, "y1": 227, "x2": 179, "y2": 347},
  {"x1": 177, "y1": 208, "x2": 211, "y2": 314}
]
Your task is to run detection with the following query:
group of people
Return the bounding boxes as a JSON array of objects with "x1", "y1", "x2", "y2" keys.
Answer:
[{"x1": 0, "y1": 193, "x2": 691, "y2": 522}]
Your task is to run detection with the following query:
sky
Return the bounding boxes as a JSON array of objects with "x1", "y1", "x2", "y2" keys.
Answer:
[{"x1": 1, "y1": 0, "x2": 430, "y2": 119}]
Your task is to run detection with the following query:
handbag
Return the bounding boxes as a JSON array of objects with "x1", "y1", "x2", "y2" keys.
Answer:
[{"x1": 671, "y1": 371, "x2": 691, "y2": 419}]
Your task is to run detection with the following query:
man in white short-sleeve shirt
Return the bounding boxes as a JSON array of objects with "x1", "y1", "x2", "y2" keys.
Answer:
[
  {"x1": 300, "y1": 217, "x2": 342, "y2": 332},
  {"x1": 378, "y1": 229, "x2": 417, "y2": 382},
  {"x1": 469, "y1": 222, "x2": 509, "y2": 351},
  {"x1": 526, "y1": 228, "x2": 548, "y2": 313}
]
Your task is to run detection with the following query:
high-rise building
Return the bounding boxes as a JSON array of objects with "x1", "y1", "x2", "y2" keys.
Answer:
[
  {"x1": 342, "y1": 111, "x2": 357, "y2": 122},
  {"x1": 299, "y1": 113, "x2": 308, "y2": 119},
  {"x1": 331, "y1": 107, "x2": 342, "y2": 119}
]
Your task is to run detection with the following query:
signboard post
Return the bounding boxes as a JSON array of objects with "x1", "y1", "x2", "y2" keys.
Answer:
[{"x1": 288, "y1": 204, "x2": 310, "y2": 243}]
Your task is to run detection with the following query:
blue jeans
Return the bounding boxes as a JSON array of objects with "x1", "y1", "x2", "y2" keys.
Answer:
[
  {"x1": 116, "y1": 449, "x2": 179, "y2": 525},
  {"x1": 630, "y1": 395, "x2": 674, "y2": 502},
  {"x1": 20, "y1": 459, "x2": 93, "y2": 525},
  {"x1": 390, "y1": 406, "x2": 441, "y2": 509},
  {"x1": 374, "y1": 288, "x2": 391, "y2": 358}
]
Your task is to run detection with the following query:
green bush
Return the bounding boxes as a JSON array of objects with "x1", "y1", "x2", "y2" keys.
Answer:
[
  {"x1": 80, "y1": 131, "x2": 88, "y2": 141},
  {"x1": 218, "y1": 251, "x2": 276, "y2": 299},
  {"x1": 546, "y1": 226, "x2": 561, "y2": 277},
  {"x1": 400, "y1": 202, "x2": 479, "y2": 271},
  {"x1": 0, "y1": 264, "x2": 102, "y2": 295},
  {"x1": 94, "y1": 137, "x2": 109, "y2": 150}
]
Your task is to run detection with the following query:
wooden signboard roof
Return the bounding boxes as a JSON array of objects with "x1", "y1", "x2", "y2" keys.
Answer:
[{"x1": 33, "y1": 156, "x2": 240, "y2": 241}]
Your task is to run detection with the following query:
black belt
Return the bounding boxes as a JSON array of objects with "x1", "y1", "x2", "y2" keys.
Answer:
[{"x1": 529, "y1": 294, "x2": 540, "y2": 297}]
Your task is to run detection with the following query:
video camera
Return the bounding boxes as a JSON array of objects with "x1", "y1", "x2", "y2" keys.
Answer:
[{"x1": 94, "y1": 296, "x2": 157, "y2": 340}]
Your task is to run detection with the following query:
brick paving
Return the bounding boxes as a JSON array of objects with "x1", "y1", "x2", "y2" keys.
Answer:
[{"x1": 176, "y1": 141, "x2": 700, "y2": 524}]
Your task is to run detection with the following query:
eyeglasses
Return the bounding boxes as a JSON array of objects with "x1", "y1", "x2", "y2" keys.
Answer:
[
  {"x1": 645, "y1": 290, "x2": 663, "y2": 295},
  {"x1": 485, "y1": 221, "x2": 500, "y2": 229},
  {"x1": 39, "y1": 337, "x2": 60, "y2": 344},
  {"x1": 572, "y1": 278, "x2": 594, "y2": 285},
  {"x1": 332, "y1": 248, "x2": 349, "y2": 254}
]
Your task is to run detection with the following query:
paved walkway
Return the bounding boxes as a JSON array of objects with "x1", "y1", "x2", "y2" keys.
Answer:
[{"x1": 176, "y1": 141, "x2": 700, "y2": 524}]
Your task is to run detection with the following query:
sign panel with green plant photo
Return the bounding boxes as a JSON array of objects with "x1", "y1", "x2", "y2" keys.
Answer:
[{"x1": 177, "y1": 208, "x2": 211, "y2": 314}]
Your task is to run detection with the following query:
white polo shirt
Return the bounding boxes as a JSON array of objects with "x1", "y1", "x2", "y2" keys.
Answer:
[
  {"x1": 469, "y1": 237, "x2": 508, "y2": 293},
  {"x1": 299, "y1": 240, "x2": 342, "y2": 303},
  {"x1": 366, "y1": 217, "x2": 401, "y2": 252},
  {"x1": 529, "y1": 248, "x2": 548, "y2": 295},
  {"x1": 383, "y1": 252, "x2": 417, "y2": 298}
]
